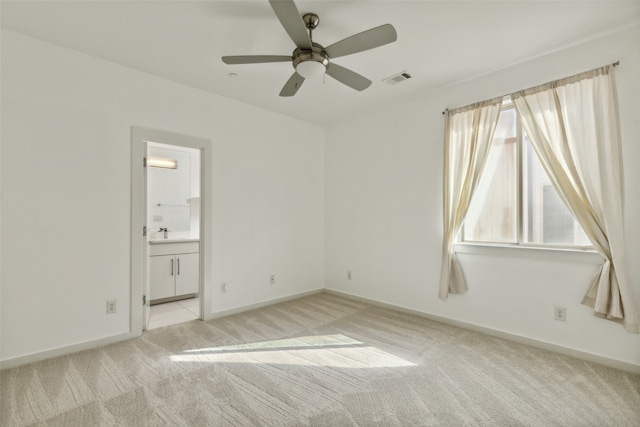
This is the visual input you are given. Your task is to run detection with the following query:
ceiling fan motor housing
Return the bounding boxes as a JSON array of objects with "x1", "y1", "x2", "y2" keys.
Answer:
[{"x1": 293, "y1": 43, "x2": 329, "y2": 78}]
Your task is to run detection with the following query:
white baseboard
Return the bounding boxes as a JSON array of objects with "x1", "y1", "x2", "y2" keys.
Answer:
[
  {"x1": 1, "y1": 331, "x2": 141, "y2": 371},
  {"x1": 0, "y1": 290, "x2": 324, "y2": 371},
  {"x1": 3, "y1": 288, "x2": 637, "y2": 375},
  {"x1": 324, "y1": 288, "x2": 640, "y2": 375},
  {"x1": 207, "y1": 288, "x2": 324, "y2": 320}
]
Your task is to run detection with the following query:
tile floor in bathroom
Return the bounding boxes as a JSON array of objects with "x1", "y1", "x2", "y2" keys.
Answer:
[{"x1": 148, "y1": 296, "x2": 200, "y2": 330}]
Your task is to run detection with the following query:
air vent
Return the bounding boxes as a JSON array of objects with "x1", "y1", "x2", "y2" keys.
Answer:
[{"x1": 383, "y1": 71, "x2": 412, "y2": 85}]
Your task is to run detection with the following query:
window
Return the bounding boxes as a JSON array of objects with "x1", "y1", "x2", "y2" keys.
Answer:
[{"x1": 462, "y1": 99, "x2": 591, "y2": 248}]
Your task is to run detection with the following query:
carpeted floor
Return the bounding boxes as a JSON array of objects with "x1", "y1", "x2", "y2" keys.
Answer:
[{"x1": 1, "y1": 292, "x2": 639, "y2": 426}]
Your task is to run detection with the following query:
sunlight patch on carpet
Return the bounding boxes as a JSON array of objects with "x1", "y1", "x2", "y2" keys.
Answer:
[{"x1": 170, "y1": 334, "x2": 416, "y2": 368}]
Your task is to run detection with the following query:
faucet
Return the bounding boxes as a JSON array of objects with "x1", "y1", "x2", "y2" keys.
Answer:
[{"x1": 159, "y1": 227, "x2": 168, "y2": 239}]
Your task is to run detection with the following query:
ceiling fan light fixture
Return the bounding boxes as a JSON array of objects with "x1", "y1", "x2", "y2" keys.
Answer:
[{"x1": 296, "y1": 60, "x2": 326, "y2": 79}]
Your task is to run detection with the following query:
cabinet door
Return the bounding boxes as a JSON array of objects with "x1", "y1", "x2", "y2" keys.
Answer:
[
  {"x1": 150, "y1": 255, "x2": 176, "y2": 300},
  {"x1": 175, "y1": 253, "x2": 199, "y2": 296}
]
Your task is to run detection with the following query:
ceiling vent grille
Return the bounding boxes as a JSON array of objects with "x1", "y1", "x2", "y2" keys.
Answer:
[{"x1": 383, "y1": 71, "x2": 412, "y2": 85}]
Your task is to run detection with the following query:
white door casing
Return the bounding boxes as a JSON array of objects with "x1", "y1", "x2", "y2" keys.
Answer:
[{"x1": 130, "y1": 126, "x2": 212, "y2": 334}]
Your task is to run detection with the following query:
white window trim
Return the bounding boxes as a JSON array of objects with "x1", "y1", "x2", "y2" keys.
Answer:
[{"x1": 454, "y1": 242, "x2": 602, "y2": 264}]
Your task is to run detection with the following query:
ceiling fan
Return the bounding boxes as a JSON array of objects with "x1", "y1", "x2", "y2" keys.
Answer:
[{"x1": 222, "y1": 0, "x2": 397, "y2": 97}]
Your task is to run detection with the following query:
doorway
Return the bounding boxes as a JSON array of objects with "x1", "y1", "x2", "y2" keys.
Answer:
[
  {"x1": 131, "y1": 127, "x2": 212, "y2": 334},
  {"x1": 146, "y1": 142, "x2": 201, "y2": 329}
]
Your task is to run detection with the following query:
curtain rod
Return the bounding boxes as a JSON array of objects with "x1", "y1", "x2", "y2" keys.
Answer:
[{"x1": 441, "y1": 60, "x2": 620, "y2": 115}]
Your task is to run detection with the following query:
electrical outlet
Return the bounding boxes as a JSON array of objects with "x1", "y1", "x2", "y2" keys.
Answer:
[
  {"x1": 270, "y1": 274, "x2": 276, "y2": 285},
  {"x1": 220, "y1": 282, "x2": 228, "y2": 293},
  {"x1": 347, "y1": 271, "x2": 352, "y2": 280},
  {"x1": 554, "y1": 306, "x2": 566, "y2": 321},
  {"x1": 106, "y1": 300, "x2": 117, "y2": 314}
]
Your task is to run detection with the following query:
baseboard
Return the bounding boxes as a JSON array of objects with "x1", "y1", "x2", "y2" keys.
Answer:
[
  {"x1": 207, "y1": 288, "x2": 324, "y2": 320},
  {"x1": 324, "y1": 288, "x2": 640, "y2": 375},
  {"x1": 4, "y1": 288, "x2": 637, "y2": 375},
  {"x1": 0, "y1": 331, "x2": 141, "y2": 371},
  {"x1": 1, "y1": 290, "x2": 323, "y2": 371}
]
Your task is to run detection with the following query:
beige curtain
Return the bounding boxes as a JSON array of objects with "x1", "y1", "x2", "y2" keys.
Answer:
[
  {"x1": 512, "y1": 65, "x2": 638, "y2": 333},
  {"x1": 439, "y1": 98, "x2": 503, "y2": 300}
]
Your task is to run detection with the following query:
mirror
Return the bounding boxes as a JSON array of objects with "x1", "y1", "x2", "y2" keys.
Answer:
[{"x1": 147, "y1": 144, "x2": 200, "y2": 239}]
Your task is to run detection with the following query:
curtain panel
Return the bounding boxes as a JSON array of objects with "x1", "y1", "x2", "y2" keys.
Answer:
[
  {"x1": 512, "y1": 65, "x2": 638, "y2": 333},
  {"x1": 439, "y1": 98, "x2": 503, "y2": 300}
]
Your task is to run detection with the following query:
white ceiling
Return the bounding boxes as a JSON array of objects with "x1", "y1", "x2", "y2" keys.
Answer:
[{"x1": 2, "y1": 1, "x2": 639, "y2": 125}]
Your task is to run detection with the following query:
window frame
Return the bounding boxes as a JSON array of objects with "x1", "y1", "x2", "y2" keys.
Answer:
[{"x1": 460, "y1": 97, "x2": 594, "y2": 252}]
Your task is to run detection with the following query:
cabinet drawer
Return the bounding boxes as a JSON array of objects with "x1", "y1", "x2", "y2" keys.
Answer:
[{"x1": 150, "y1": 242, "x2": 199, "y2": 256}]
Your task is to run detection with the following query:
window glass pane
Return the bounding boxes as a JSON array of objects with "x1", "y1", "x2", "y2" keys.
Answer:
[
  {"x1": 522, "y1": 134, "x2": 591, "y2": 246},
  {"x1": 463, "y1": 108, "x2": 517, "y2": 243}
]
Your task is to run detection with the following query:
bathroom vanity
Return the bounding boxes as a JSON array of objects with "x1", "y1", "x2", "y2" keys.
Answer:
[{"x1": 149, "y1": 240, "x2": 199, "y2": 303}]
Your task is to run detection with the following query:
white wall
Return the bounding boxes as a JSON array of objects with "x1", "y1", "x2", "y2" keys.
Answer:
[
  {"x1": 325, "y1": 24, "x2": 640, "y2": 368},
  {"x1": 3, "y1": 23, "x2": 638, "y2": 369},
  {"x1": 0, "y1": 30, "x2": 325, "y2": 362}
]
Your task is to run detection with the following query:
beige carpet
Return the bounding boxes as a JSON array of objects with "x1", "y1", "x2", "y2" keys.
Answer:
[{"x1": 2, "y1": 293, "x2": 639, "y2": 426}]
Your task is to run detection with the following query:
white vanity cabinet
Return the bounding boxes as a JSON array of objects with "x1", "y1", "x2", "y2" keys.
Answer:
[{"x1": 149, "y1": 241, "x2": 199, "y2": 301}]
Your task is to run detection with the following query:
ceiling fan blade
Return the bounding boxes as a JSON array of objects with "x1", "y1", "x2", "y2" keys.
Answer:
[
  {"x1": 279, "y1": 72, "x2": 305, "y2": 97},
  {"x1": 269, "y1": 0, "x2": 312, "y2": 49},
  {"x1": 326, "y1": 63, "x2": 372, "y2": 91},
  {"x1": 325, "y1": 24, "x2": 397, "y2": 59},
  {"x1": 222, "y1": 55, "x2": 291, "y2": 65}
]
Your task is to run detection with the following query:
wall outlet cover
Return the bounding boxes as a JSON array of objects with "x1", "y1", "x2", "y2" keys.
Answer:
[
  {"x1": 554, "y1": 306, "x2": 566, "y2": 321},
  {"x1": 107, "y1": 300, "x2": 117, "y2": 314}
]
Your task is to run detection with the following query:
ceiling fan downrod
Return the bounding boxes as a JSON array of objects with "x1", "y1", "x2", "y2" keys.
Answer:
[{"x1": 294, "y1": 13, "x2": 328, "y2": 78}]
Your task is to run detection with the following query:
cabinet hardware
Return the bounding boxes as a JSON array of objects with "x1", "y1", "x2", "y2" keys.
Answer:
[
  {"x1": 177, "y1": 258, "x2": 180, "y2": 275},
  {"x1": 171, "y1": 258, "x2": 174, "y2": 276}
]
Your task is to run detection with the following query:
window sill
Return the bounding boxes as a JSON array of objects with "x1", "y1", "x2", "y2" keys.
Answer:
[{"x1": 453, "y1": 242, "x2": 603, "y2": 265}]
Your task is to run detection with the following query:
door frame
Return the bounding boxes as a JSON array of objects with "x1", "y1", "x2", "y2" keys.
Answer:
[{"x1": 130, "y1": 126, "x2": 213, "y2": 334}]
